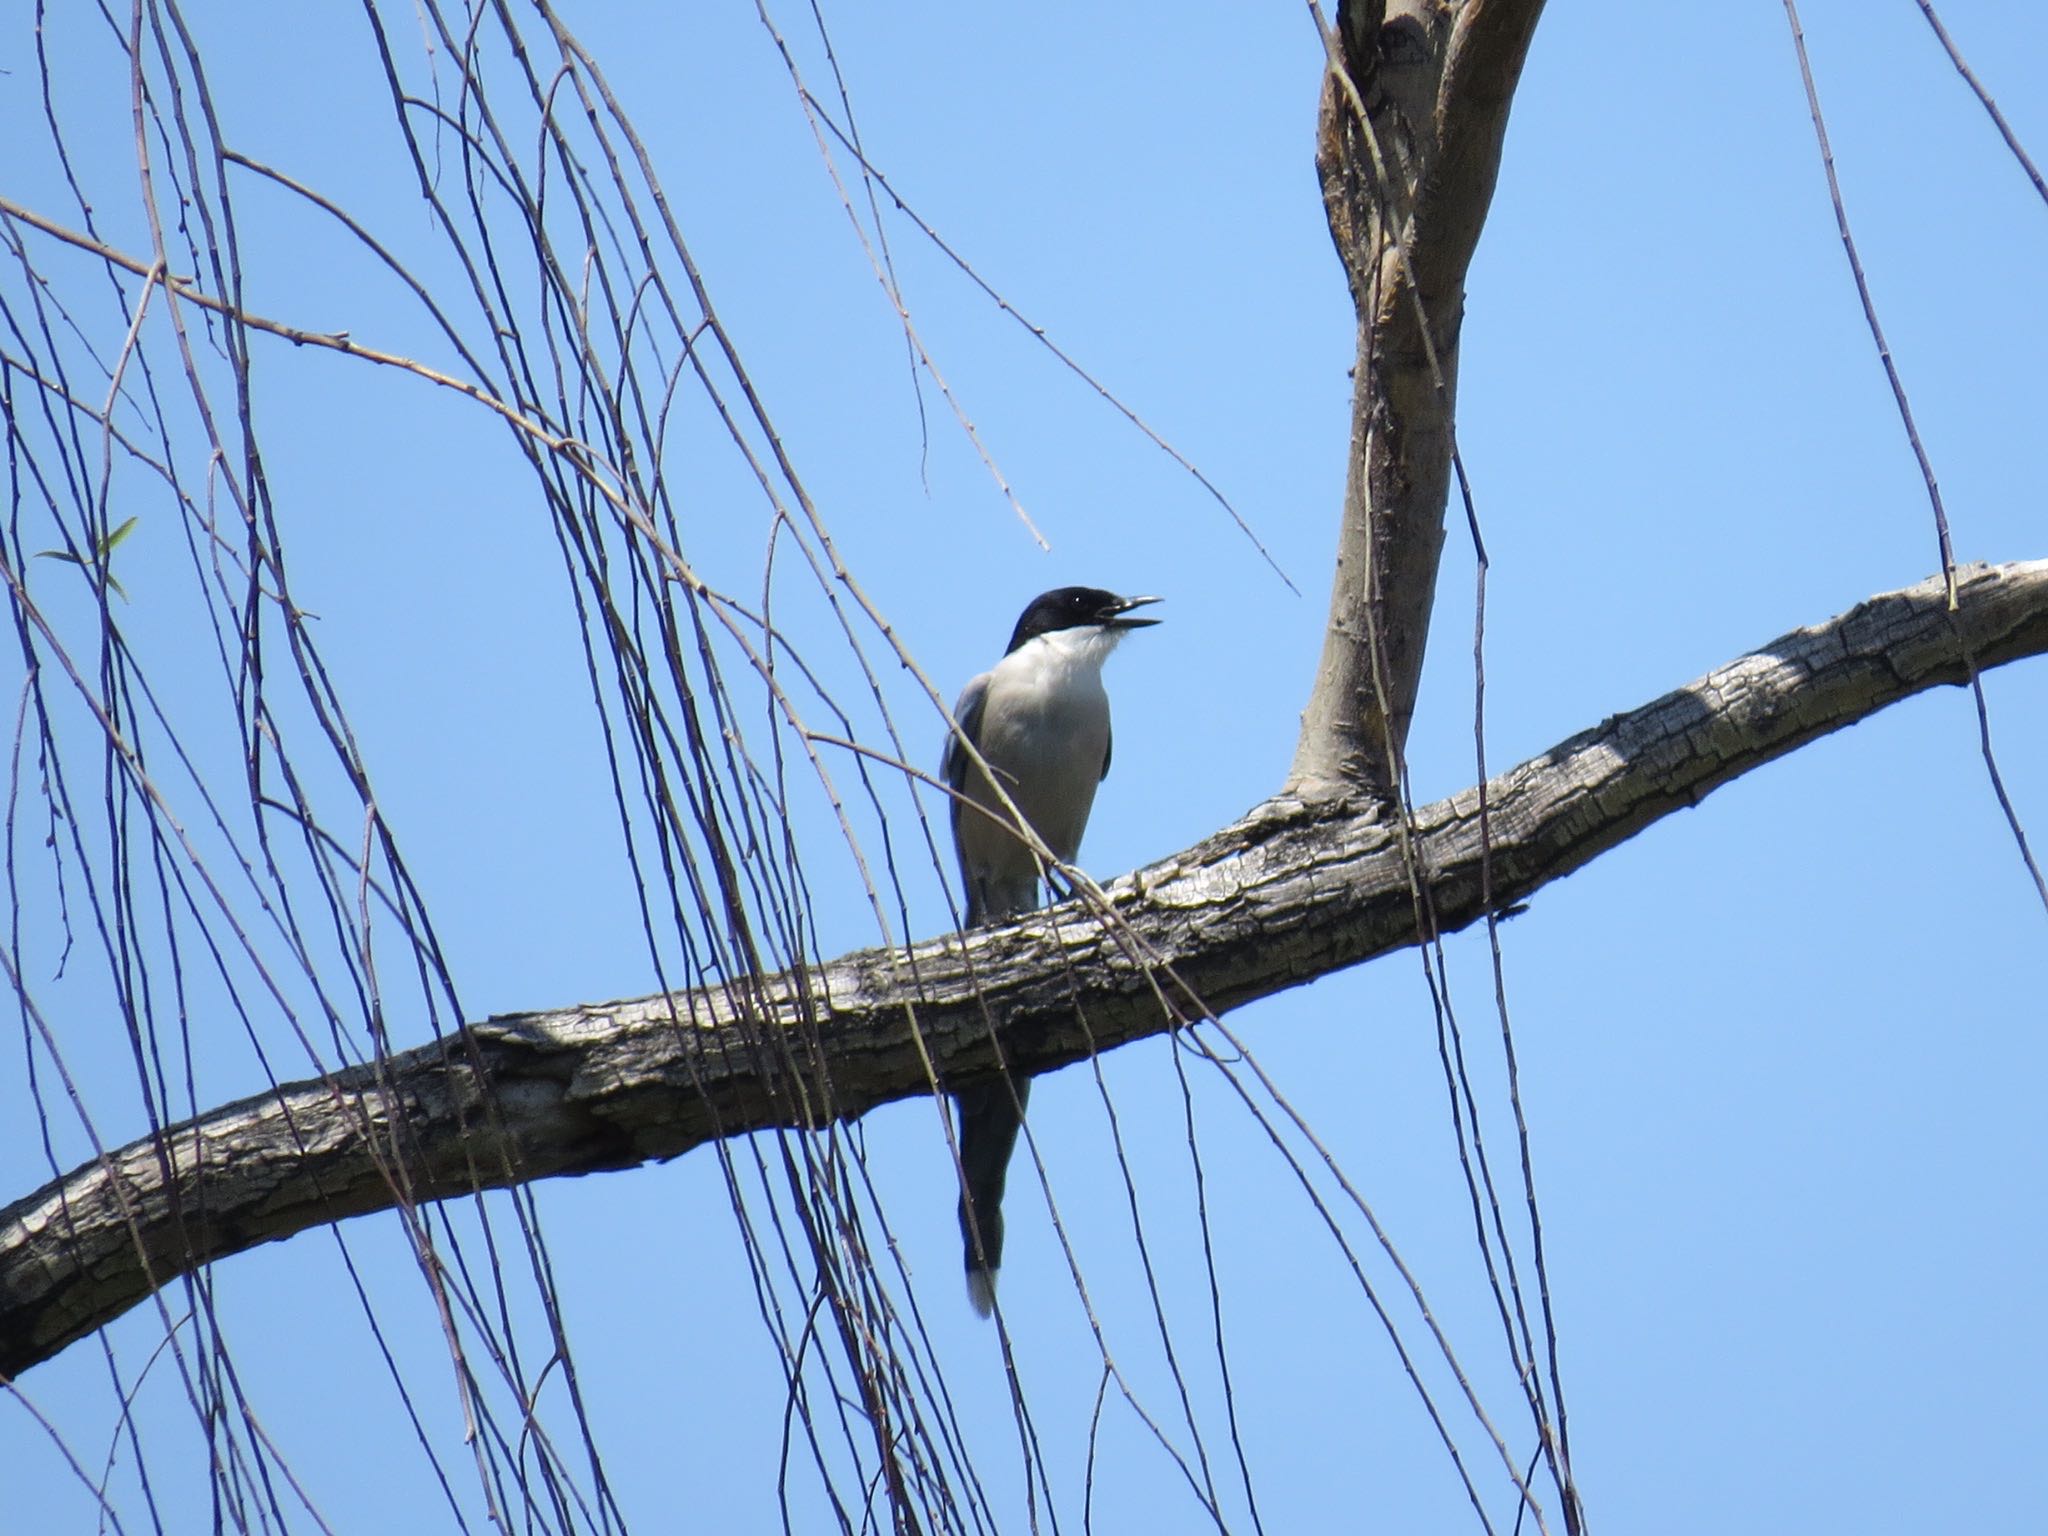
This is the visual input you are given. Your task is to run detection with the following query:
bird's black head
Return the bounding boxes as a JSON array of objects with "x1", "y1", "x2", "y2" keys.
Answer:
[{"x1": 1005, "y1": 587, "x2": 1162, "y2": 654}]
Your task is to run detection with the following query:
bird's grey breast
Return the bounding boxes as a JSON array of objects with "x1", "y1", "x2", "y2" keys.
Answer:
[{"x1": 972, "y1": 645, "x2": 1111, "y2": 862}]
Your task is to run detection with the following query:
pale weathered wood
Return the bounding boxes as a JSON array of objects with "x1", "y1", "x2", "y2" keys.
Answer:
[{"x1": 5, "y1": 558, "x2": 2042, "y2": 1378}]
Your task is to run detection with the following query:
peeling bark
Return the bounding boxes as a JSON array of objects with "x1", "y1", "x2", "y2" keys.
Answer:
[{"x1": 6, "y1": 558, "x2": 2043, "y2": 1379}]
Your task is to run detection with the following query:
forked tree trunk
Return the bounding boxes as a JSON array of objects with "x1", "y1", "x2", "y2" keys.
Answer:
[{"x1": 1292, "y1": 0, "x2": 1548, "y2": 799}]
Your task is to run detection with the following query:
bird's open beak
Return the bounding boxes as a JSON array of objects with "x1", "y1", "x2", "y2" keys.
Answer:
[{"x1": 1105, "y1": 594, "x2": 1163, "y2": 630}]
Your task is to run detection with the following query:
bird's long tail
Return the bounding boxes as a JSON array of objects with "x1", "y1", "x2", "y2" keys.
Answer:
[
  {"x1": 955, "y1": 1074, "x2": 1031, "y2": 1317},
  {"x1": 955, "y1": 868, "x2": 1042, "y2": 1316}
]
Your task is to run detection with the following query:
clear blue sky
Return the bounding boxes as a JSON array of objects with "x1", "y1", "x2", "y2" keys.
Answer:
[{"x1": 5, "y1": 2, "x2": 2044, "y2": 1531}]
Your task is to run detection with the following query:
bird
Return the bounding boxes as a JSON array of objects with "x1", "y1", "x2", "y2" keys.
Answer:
[{"x1": 940, "y1": 585, "x2": 1161, "y2": 1317}]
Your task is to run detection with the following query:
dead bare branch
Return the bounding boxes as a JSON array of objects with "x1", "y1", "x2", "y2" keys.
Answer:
[{"x1": 7, "y1": 556, "x2": 2041, "y2": 1379}]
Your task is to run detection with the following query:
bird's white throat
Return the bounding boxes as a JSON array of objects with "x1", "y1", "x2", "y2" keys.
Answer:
[{"x1": 1022, "y1": 623, "x2": 1125, "y2": 675}]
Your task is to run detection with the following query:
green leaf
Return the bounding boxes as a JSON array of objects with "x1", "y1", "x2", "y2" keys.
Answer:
[
  {"x1": 99, "y1": 516, "x2": 139, "y2": 555},
  {"x1": 33, "y1": 535, "x2": 134, "y2": 601}
]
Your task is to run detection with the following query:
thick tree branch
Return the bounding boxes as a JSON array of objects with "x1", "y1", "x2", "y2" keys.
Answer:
[
  {"x1": 5, "y1": 558, "x2": 2042, "y2": 1378},
  {"x1": 1293, "y1": 0, "x2": 1547, "y2": 798}
]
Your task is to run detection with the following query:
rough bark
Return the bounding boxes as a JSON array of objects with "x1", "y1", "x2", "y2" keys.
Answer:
[
  {"x1": 1292, "y1": 0, "x2": 1548, "y2": 798},
  {"x1": 6, "y1": 558, "x2": 2043, "y2": 1379}
]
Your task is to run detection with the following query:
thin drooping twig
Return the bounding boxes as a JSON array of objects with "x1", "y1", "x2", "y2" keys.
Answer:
[
  {"x1": 1783, "y1": 0, "x2": 2048, "y2": 915},
  {"x1": 794, "y1": 93, "x2": 1298, "y2": 597},
  {"x1": 1781, "y1": 1, "x2": 1958, "y2": 598},
  {"x1": 1913, "y1": 0, "x2": 2048, "y2": 209}
]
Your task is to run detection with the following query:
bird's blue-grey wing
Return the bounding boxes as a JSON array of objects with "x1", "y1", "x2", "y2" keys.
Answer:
[
  {"x1": 942, "y1": 672, "x2": 990, "y2": 893},
  {"x1": 943, "y1": 673, "x2": 989, "y2": 795},
  {"x1": 1101, "y1": 720, "x2": 1113, "y2": 781}
]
